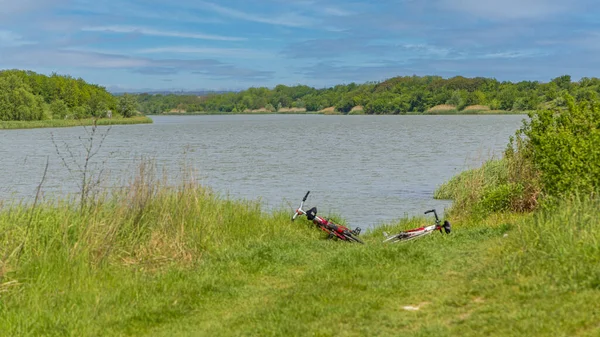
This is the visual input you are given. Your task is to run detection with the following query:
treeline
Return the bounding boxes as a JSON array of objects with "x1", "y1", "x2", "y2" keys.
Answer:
[
  {"x1": 0, "y1": 70, "x2": 137, "y2": 121},
  {"x1": 135, "y1": 75, "x2": 600, "y2": 114}
]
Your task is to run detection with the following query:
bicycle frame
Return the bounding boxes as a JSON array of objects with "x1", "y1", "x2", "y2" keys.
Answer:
[
  {"x1": 383, "y1": 209, "x2": 451, "y2": 243},
  {"x1": 292, "y1": 191, "x2": 363, "y2": 243}
]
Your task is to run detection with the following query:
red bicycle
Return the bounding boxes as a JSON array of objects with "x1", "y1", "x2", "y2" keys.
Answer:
[
  {"x1": 292, "y1": 191, "x2": 364, "y2": 244},
  {"x1": 383, "y1": 209, "x2": 451, "y2": 243}
]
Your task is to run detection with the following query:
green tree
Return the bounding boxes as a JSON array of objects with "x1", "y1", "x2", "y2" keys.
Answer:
[
  {"x1": 0, "y1": 74, "x2": 44, "y2": 121},
  {"x1": 50, "y1": 99, "x2": 69, "y2": 119},
  {"x1": 117, "y1": 94, "x2": 138, "y2": 117}
]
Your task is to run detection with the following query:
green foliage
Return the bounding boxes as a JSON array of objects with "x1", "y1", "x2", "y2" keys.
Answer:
[
  {"x1": 72, "y1": 106, "x2": 87, "y2": 119},
  {"x1": 0, "y1": 70, "x2": 118, "y2": 121},
  {"x1": 439, "y1": 93, "x2": 599, "y2": 216},
  {"x1": 515, "y1": 94, "x2": 600, "y2": 198},
  {"x1": 336, "y1": 96, "x2": 354, "y2": 113},
  {"x1": 132, "y1": 74, "x2": 600, "y2": 115},
  {"x1": 0, "y1": 73, "x2": 45, "y2": 121},
  {"x1": 264, "y1": 103, "x2": 275, "y2": 112},
  {"x1": 49, "y1": 99, "x2": 69, "y2": 119},
  {"x1": 117, "y1": 93, "x2": 138, "y2": 117}
]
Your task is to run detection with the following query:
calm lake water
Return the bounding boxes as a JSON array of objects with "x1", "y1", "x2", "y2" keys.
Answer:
[{"x1": 0, "y1": 114, "x2": 525, "y2": 227}]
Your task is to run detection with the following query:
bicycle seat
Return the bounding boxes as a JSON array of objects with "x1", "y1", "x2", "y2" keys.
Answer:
[{"x1": 306, "y1": 207, "x2": 317, "y2": 220}]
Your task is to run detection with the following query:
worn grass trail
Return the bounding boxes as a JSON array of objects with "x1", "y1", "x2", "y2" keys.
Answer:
[{"x1": 1, "y1": 185, "x2": 598, "y2": 336}]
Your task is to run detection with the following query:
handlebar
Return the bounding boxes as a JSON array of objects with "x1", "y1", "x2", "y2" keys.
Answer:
[
  {"x1": 424, "y1": 209, "x2": 439, "y2": 222},
  {"x1": 303, "y1": 191, "x2": 310, "y2": 202},
  {"x1": 292, "y1": 191, "x2": 311, "y2": 221}
]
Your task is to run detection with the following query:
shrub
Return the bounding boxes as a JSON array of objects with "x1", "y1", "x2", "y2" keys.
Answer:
[
  {"x1": 440, "y1": 94, "x2": 600, "y2": 216},
  {"x1": 513, "y1": 94, "x2": 600, "y2": 199}
]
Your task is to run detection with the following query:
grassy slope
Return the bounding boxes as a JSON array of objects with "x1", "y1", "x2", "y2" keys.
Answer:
[
  {"x1": 1, "y1": 180, "x2": 598, "y2": 336},
  {"x1": 0, "y1": 116, "x2": 153, "y2": 129}
]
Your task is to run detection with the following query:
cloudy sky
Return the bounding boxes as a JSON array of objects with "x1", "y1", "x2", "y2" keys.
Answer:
[{"x1": 1, "y1": 0, "x2": 599, "y2": 91}]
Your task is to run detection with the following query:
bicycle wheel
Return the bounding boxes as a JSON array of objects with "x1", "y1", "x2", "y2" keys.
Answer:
[
  {"x1": 443, "y1": 220, "x2": 452, "y2": 234},
  {"x1": 343, "y1": 232, "x2": 364, "y2": 244}
]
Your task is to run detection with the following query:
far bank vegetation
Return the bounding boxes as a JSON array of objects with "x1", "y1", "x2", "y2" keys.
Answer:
[
  {"x1": 0, "y1": 70, "x2": 140, "y2": 122},
  {"x1": 133, "y1": 74, "x2": 599, "y2": 115}
]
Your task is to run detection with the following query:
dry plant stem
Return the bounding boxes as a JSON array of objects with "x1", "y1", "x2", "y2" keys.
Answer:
[{"x1": 52, "y1": 118, "x2": 112, "y2": 212}]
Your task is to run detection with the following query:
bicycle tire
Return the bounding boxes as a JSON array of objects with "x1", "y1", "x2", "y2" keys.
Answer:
[
  {"x1": 443, "y1": 220, "x2": 452, "y2": 234},
  {"x1": 344, "y1": 232, "x2": 364, "y2": 244}
]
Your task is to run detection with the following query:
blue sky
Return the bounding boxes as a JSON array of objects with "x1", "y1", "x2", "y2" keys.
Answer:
[{"x1": 1, "y1": 0, "x2": 599, "y2": 91}]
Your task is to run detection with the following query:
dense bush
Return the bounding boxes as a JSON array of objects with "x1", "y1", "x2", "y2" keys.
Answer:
[
  {"x1": 438, "y1": 93, "x2": 599, "y2": 215},
  {"x1": 517, "y1": 95, "x2": 600, "y2": 198}
]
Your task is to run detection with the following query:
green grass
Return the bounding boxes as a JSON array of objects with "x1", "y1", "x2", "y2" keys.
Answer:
[
  {"x1": 0, "y1": 172, "x2": 598, "y2": 336},
  {"x1": 434, "y1": 159, "x2": 510, "y2": 216},
  {"x1": 0, "y1": 116, "x2": 153, "y2": 129}
]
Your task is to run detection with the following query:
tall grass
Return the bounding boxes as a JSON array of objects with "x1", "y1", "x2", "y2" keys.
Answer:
[
  {"x1": 434, "y1": 159, "x2": 510, "y2": 217},
  {"x1": 499, "y1": 196, "x2": 600, "y2": 289},
  {"x1": 0, "y1": 167, "x2": 291, "y2": 273},
  {"x1": 435, "y1": 147, "x2": 541, "y2": 217},
  {"x1": 1, "y1": 161, "x2": 598, "y2": 336}
]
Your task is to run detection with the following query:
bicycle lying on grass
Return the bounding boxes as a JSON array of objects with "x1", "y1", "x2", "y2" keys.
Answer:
[
  {"x1": 382, "y1": 209, "x2": 451, "y2": 243},
  {"x1": 292, "y1": 191, "x2": 364, "y2": 244}
]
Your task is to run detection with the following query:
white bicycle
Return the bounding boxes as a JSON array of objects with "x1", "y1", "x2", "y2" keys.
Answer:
[{"x1": 383, "y1": 209, "x2": 451, "y2": 243}]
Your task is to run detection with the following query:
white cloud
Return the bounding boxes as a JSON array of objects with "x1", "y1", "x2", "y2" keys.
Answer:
[
  {"x1": 197, "y1": 1, "x2": 317, "y2": 28},
  {"x1": 0, "y1": 49, "x2": 148, "y2": 68},
  {"x1": 322, "y1": 7, "x2": 353, "y2": 16},
  {"x1": 482, "y1": 50, "x2": 547, "y2": 58},
  {"x1": 137, "y1": 47, "x2": 274, "y2": 59},
  {"x1": 440, "y1": 0, "x2": 569, "y2": 20},
  {"x1": 82, "y1": 25, "x2": 246, "y2": 41}
]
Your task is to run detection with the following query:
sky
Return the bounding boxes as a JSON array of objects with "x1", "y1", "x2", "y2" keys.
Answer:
[{"x1": 1, "y1": 0, "x2": 599, "y2": 92}]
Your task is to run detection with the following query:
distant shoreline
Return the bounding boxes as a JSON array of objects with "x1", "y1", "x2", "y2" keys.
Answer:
[
  {"x1": 147, "y1": 110, "x2": 527, "y2": 116},
  {"x1": 0, "y1": 116, "x2": 153, "y2": 130}
]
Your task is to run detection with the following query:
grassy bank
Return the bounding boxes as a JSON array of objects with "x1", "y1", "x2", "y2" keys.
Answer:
[
  {"x1": 1, "y1": 172, "x2": 598, "y2": 336},
  {"x1": 0, "y1": 116, "x2": 153, "y2": 130},
  {"x1": 150, "y1": 110, "x2": 321, "y2": 116},
  {"x1": 153, "y1": 110, "x2": 525, "y2": 116}
]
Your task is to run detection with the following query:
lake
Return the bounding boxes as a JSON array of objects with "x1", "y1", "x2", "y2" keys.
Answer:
[{"x1": 0, "y1": 114, "x2": 525, "y2": 228}]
